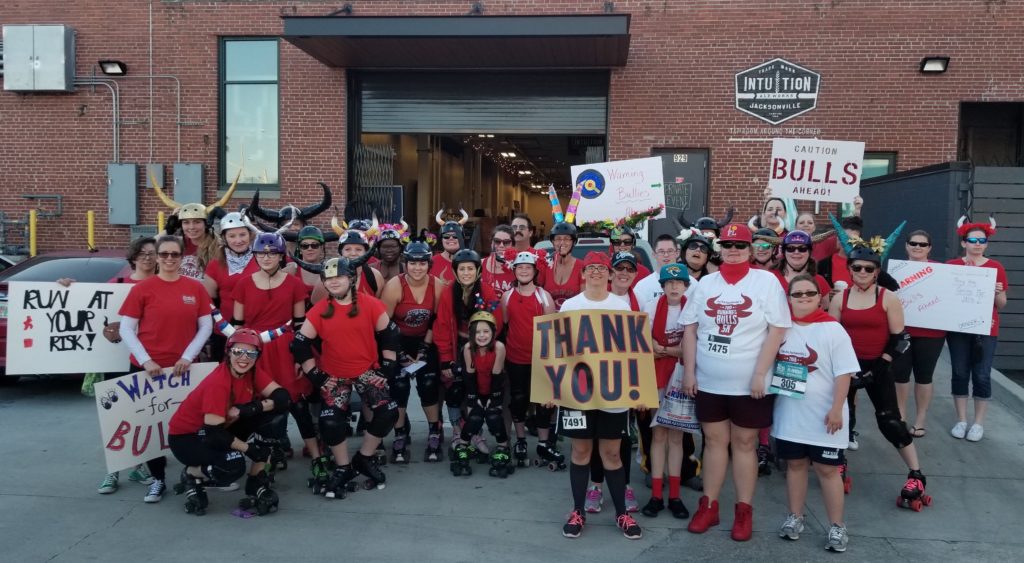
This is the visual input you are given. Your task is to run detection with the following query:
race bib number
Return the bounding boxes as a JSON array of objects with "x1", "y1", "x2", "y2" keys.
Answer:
[
  {"x1": 561, "y1": 409, "x2": 587, "y2": 430},
  {"x1": 706, "y1": 334, "x2": 731, "y2": 358},
  {"x1": 769, "y1": 360, "x2": 808, "y2": 398}
]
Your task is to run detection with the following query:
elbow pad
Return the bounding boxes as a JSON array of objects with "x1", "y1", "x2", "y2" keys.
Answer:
[
  {"x1": 292, "y1": 316, "x2": 306, "y2": 331},
  {"x1": 230, "y1": 317, "x2": 244, "y2": 327},
  {"x1": 884, "y1": 331, "x2": 911, "y2": 359},
  {"x1": 269, "y1": 388, "x2": 291, "y2": 413},
  {"x1": 305, "y1": 367, "x2": 329, "y2": 389},
  {"x1": 234, "y1": 401, "x2": 262, "y2": 419},
  {"x1": 290, "y1": 332, "x2": 315, "y2": 364},
  {"x1": 375, "y1": 320, "x2": 401, "y2": 353},
  {"x1": 201, "y1": 424, "x2": 234, "y2": 450}
]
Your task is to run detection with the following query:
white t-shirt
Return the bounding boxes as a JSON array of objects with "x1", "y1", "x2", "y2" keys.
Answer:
[
  {"x1": 771, "y1": 322, "x2": 860, "y2": 449},
  {"x1": 632, "y1": 271, "x2": 664, "y2": 309},
  {"x1": 559, "y1": 291, "x2": 633, "y2": 413},
  {"x1": 679, "y1": 269, "x2": 791, "y2": 395},
  {"x1": 643, "y1": 298, "x2": 683, "y2": 345}
]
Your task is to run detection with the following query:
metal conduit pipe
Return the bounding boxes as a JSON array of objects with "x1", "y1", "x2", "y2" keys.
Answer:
[
  {"x1": 72, "y1": 79, "x2": 120, "y2": 163},
  {"x1": 107, "y1": 75, "x2": 183, "y2": 161}
]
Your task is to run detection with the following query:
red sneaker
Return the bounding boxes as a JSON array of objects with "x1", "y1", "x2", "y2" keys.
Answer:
[
  {"x1": 731, "y1": 502, "x2": 753, "y2": 541},
  {"x1": 687, "y1": 495, "x2": 720, "y2": 533}
]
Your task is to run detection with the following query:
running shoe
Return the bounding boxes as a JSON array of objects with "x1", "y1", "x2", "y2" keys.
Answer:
[
  {"x1": 625, "y1": 485, "x2": 639, "y2": 513},
  {"x1": 668, "y1": 497, "x2": 690, "y2": 519},
  {"x1": 966, "y1": 424, "x2": 984, "y2": 442},
  {"x1": 617, "y1": 513, "x2": 643, "y2": 540},
  {"x1": 562, "y1": 510, "x2": 586, "y2": 538},
  {"x1": 951, "y1": 421, "x2": 968, "y2": 439},
  {"x1": 127, "y1": 465, "x2": 154, "y2": 485},
  {"x1": 584, "y1": 485, "x2": 603, "y2": 513},
  {"x1": 825, "y1": 523, "x2": 848, "y2": 552},
  {"x1": 97, "y1": 472, "x2": 119, "y2": 494},
  {"x1": 143, "y1": 479, "x2": 165, "y2": 503},
  {"x1": 847, "y1": 430, "x2": 859, "y2": 451},
  {"x1": 641, "y1": 497, "x2": 664, "y2": 517},
  {"x1": 779, "y1": 513, "x2": 805, "y2": 541}
]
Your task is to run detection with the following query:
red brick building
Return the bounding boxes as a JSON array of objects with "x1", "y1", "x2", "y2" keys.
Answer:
[{"x1": 2, "y1": 1, "x2": 1023, "y2": 253}]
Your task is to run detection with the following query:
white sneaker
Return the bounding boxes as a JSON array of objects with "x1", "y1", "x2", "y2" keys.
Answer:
[
  {"x1": 211, "y1": 482, "x2": 240, "y2": 492},
  {"x1": 97, "y1": 472, "x2": 119, "y2": 494},
  {"x1": 144, "y1": 479, "x2": 166, "y2": 503},
  {"x1": 966, "y1": 424, "x2": 984, "y2": 442},
  {"x1": 950, "y1": 421, "x2": 968, "y2": 439},
  {"x1": 847, "y1": 431, "x2": 859, "y2": 451}
]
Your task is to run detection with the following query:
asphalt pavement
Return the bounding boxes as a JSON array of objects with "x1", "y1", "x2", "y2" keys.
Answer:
[{"x1": 1, "y1": 349, "x2": 1023, "y2": 562}]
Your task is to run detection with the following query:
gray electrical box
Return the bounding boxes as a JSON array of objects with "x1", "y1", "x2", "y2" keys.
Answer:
[
  {"x1": 107, "y1": 163, "x2": 138, "y2": 225},
  {"x1": 2, "y1": 24, "x2": 76, "y2": 92},
  {"x1": 173, "y1": 163, "x2": 203, "y2": 205}
]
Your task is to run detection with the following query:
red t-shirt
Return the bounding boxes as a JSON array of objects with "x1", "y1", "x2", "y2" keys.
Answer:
[
  {"x1": 429, "y1": 253, "x2": 456, "y2": 285},
  {"x1": 946, "y1": 257, "x2": 1008, "y2": 336},
  {"x1": 168, "y1": 362, "x2": 275, "y2": 435},
  {"x1": 812, "y1": 236, "x2": 839, "y2": 265},
  {"x1": 830, "y1": 254, "x2": 852, "y2": 286},
  {"x1": 119, "y1": 276, "x2": 212, "y2": 367},
  {"x1": 544, "y1": 258, "x2": 584, "y2": 309},
  {"x1": 307, "y1": 296, "x2": 388, "y2": 378},
  {"x1": 503, "y1": 287, "x2": 551, "y2": 365},
  {"x1": 234, "y1": 274, "x2": 306, "y2": 331},
  {"x1": 205, "y1": 258, "x2": 260, "y2": 325},
  {"x1": 482, "y1": 256, "x2": 517, "y2": 296}
]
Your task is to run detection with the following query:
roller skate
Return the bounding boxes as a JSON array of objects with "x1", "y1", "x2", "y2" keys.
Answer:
[
  {"x1": 353, "y1": 451, "x2": 387, "y2": 490},
  {"x1": 488, "y1": 445, "x2": 515, "y2": 478},
  {"x1": 513, "y1": 438, "x2": 529, "y2": 468},
  {"x1": 174, "y1": 469, "x2": 208, "y2": 516},
  {"x1": 897, "y1": 469, "x2": 932, "y2": 512},
  {"x1": 450, "y1": 443, "x2": 473, "y2": 477},
  {"x1": 839, "y1": 462, "x2": 852, "y2": 494},
  {"x1": 238, "y1": 472, "x2": 278, "y2": 516},
  {"x1": 324, "y1": 464, "x2": 357, "y2": 499},
  {"x1": 757, "y1": 443, "x2": 773, "y2": 477},
  {"x1": 534, "y1": 439, "x2": 567, "y2": 471},
  {"x1": 374, "y1": 443, "x2": 388, "y2": 467},
  {"x1": 307, "y1": 455, "x2": 332, "y2": 495},
  {"x1": 472, "y1": 434, "x2": 491, "y2": 464},
  {"x1": 425, "y1": 422, "x2": 443, "y2": 462},
  {"x1": 391, "y1": 426, "x2": 411, "y2": 464}
]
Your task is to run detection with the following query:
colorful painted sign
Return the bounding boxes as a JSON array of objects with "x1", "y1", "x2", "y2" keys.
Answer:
[{"x1": 571, "y1": 157, "x2": 666, "y2": 224}]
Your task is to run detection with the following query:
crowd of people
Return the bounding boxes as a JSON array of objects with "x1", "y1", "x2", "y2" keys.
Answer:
[{"x1": 84, "y1": 184, "x2": 1006, "y2": 551}]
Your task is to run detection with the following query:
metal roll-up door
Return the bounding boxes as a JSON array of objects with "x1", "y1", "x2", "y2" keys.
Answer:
[{"x1": 360, "y1": 72, "x2": 608, "y2": 135}]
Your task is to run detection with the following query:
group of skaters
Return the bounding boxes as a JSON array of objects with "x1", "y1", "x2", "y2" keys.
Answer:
[{"x1": 86, "y1": 179, "x2": 1006, "y2": 551}]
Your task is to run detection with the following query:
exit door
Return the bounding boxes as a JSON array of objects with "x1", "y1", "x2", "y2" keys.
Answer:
[{"x1": 648, "y1": 148, "x2": 709, "y2": 240}]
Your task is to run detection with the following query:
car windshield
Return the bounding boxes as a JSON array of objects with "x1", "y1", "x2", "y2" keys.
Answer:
[{"x1": 0, "y1": 257, "x2": 127, "y2": 283}]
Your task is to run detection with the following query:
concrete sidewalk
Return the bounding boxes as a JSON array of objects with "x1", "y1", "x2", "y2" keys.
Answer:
[{"x1": 1, "y1": 352, "x2": 1023, "y2": 562}]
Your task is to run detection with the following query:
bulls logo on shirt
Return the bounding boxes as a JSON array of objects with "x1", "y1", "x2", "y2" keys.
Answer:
[
  {"x1": 403, "y1": 308, "x2": 431, "y2": 328},
  {"x1": 777, "y1": 341, "x2": 819, "y2": 373},
  {"x1": 704, "y1": 294, "x2": 753, "y2": 336}
]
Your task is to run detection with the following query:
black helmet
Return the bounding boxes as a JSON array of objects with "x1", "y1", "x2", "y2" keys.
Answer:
[
  {"x1": 548, "y1": 221, "x2": 578, "y2": 242},
  {"x1": 847, "y1": 246, "x2": 881, "y2": 265},
  {"x1": 338, "y1": 229, "x2": 370, "y2": 250},
  {"x1": 440, "y1": 221, "x2": 463, "y2": 238},
  {"x1": 753, "y1": 227, "x2": 776, "y2": 241},
  {"x1": 403, "y1": 240, "x2": 433, "y2": 262},
  {"x1": 694, "y1": 217, "x2": 720, "y2": 234},
  {"x1": 297, "y1": 225, "x2": 325, "y2": 243},
  {"x1": 451, "y1": 249, "x2": 481, "y2": 270}
]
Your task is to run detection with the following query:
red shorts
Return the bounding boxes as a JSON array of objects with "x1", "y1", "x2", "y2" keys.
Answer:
[{"x1": 695, "y1": 391, "x2": 774, "y2": 429}]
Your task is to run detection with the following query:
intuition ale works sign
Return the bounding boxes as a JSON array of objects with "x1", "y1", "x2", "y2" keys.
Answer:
[{"x1": 735, "y1": 58, "x2": 821, "y2": 125}]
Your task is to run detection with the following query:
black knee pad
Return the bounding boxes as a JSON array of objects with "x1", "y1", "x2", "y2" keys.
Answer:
[
  {"x1": 415, "y1": 370, "x2": 440, "y2": 406},
  {"x1": 257, "y1": 412, "x2": 289, "y2": 441},
  {"x1": 366, "y1": 401, "x2": 399, "y2": 438},
  {"x1": 509, "y1": 389, "x2": 529, "y2": 422},
  {"x1": 876, "y1": 410, "x2": 913, "y2": 449},
  {"x1": 462, "y1": 406, "x2": 485, "y2": 439},
  {"x1": 534, "y1": 405, "x2": 553, "y2": 430},
  {"x1": 445, "y1": 379, "x2": 465, "y2": 408},
  {"x1": 319, "y1": 408, "x2": 351, "y2": 447},
  {"x1": 290, "y1": 399, "x2": 318, "y2": 440},
  {"x1": 207, "y1": 450, "x2": 246, "y2": 486},
  {"x1": 390, "y1": 371, "x2": 411, "y2": 409},
  {"x1": 485, "y1": 406, "x2": 507, "y2": 443}
]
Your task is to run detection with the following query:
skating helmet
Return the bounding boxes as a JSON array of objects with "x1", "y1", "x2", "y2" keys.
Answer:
[
  {"x1": 754, "y1": 227, "x2": 777, "y2": 242},
  {"x1": 178, "y1": 203, "x2": 208, "y2": 221},
  {"x1": 225, "y1": 328, "x2": 262, "y2": 356},
  {"x1": 847, "y1": 246, "x2": 881, "y2": 265},
  {"x1": 694, "y1": 216, "x2": 720, "y2": 235},
  {"x1": 451, "y1": 249, "x2": 482, "y2": 271},
  {"x1": 512, "y1": 251, "x2": 538, "y2": 268},
  {"x1": 403, "y1": 241, "x2": 433, "y2": 263},
  {"x1": 252, "y1": 233, "x2": 287, "y2": 255},
  {"x1": 321, "y1": 254, "x2": 371, "y2": 281},
  {"x1": 469, "y1": 310, "x2": 497, "y2": 329},
  {"x1": 338, "y1": 229, "x2": 370, "y2": 251},
  {"x1": 782, "y1": 230, "x2": 813, "y2": 248},
  {"x1": 548, "y1": 221, "x2": 578, "y2": 242},
  {"x1": 219, "y1": 212, "x2": 247, "y2": 234},
  {"x1": 297, "y1": 225, "x2": 325, "y2": 243}
]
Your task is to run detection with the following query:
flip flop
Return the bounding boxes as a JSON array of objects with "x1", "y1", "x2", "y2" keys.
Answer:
[{"x1": 910, "y1": 427, "x2": 927, "y2": 438}]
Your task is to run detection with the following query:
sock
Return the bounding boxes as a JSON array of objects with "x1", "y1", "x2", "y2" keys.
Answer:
[
  {"x1": 620, "y1": 438, "x2": 632, "y2": 483},
  {"x1": 652, "y1": 477, "x2": 664, "y2": 500},
  {"x1": 604, "y1": 466, "x2": 628, "y2": 516},
  {"x1": 570, "y1": 463, "x2": 590, "y2": 512},
  {"x1": 668, "y1": 476, "x2": 681, "y2": 499},
  {"x1": 758, "y1": 427, "x2": 770, "y2": 446}
]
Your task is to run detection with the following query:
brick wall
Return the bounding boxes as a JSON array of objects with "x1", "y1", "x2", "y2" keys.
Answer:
[{"x1": 3, "y1": 0, "x2": 1024, "y2": 251}]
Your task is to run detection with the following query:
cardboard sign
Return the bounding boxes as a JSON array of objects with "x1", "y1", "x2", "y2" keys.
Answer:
[
  {"x1": 572, "y1": 157, "x2": 666, "y2": 224},
  {"x1": 530, "y1": 310, "x2": 660, "y2": 409},
  {"x1": 768, "y1": 138, "x2": 864, "y2": 203},
  {"x1": 5, "y1": 282, "x2": 133, "y2": 375},
  {"x1": 890, "y1": 260, "x2": 996, "y2": 335},
  {"x1": 94, "y1": 363, "x2": 216, "y2": 473}
]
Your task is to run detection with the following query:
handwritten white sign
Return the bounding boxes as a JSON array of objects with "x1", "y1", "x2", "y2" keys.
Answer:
[
  {"x1": 769, "y1": 138, "x2": 864, "y2": 203},
  {"x1": 572, "y1": 157, "x2": 666, "y2": 224},
  {"x1": 5, "y1": 282, "x2": 133, "y2": 375},
  {"x1": 890, "y1": 260, "x2": 996, "y2": 335},
  {"x1": 94, "y1": 363, "x2": 216, "y2": 473}
]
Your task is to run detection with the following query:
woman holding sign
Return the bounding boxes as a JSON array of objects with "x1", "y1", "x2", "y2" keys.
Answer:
[
  {"x1": 773, "y1": 275, "x2": 857, "y2": 552},
  {"x1": 680, "y1": 223, "x2": 790, "y2": 542},
  {"x1": 118, "y1": 235, "x2": 214, "y2": 503},
  {"x1": 946, "y1": 217, "x2": 1008, "y2": 442}
]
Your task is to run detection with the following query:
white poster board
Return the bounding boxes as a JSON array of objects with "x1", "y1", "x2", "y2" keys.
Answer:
[
  {"x1": 5, "y1": 282, "x2": 133, "y2": 375},
  {"x1": 890, "y1": 260, "x2": 996, "y2": 335},
  {"x1": 94, "y1": 363, "x2": 217, "y2": 473},
  {"x1": 572, "y1": 157, "x2": 666, "y2": 224},
  {"x1": 768, "y1": 138, "x2": 864, "y2": 203}
]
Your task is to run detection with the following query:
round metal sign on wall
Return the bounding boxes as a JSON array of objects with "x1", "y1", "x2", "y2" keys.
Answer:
[{"x1": 735, "y1": 58, "x2": 821, "y2": 125}]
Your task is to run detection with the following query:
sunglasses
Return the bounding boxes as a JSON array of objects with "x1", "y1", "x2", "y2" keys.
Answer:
[
  {"x1": 613, "y1": 265, "x2": 637, "y2": 273},
  {"x1": 136, "y1": 251, "x2": 156, "y2": 259},
  {"x1": 612, "y1": 239, "x2": 634, "y2": 246},
  {"x1": 685, "y1": 241, "x2": 709, "y2": 253},
  {"x1": 789, "y1": 290, "x2": 820, "y2": 298},
  {"x1": 158, "y1": 251, "x2": 182, "y2": 259},
  {"x1": 300, "y1": 242, "x2": 322, "y2": 250},
  {"x1": 752, "y1": 242, "x2": 774, "y2": 250},
  {"x1": 850, "y1": 264, "x2": 877, "y2": 273},
  {"x1": 784, "y1": 245, "x2": 809, "y2": 253},
  {"x1": 965, "y1": 237, "x2": 988, "y2": 244},
  {"x1": 906, "y1": 241, "x2": 930, "y2": 248},
  {"x1": 492, "y1": 239, "x2": 513, "y2": 246},
  {"x1": 229, "y1": 348, "x2": 260, "y2": 360},
  {"x1": 719, "y1": 242, "x2": 749, "y2": 250},
  {"x1": 442, "y1": 234, "x2": 460, "y2": 240}
]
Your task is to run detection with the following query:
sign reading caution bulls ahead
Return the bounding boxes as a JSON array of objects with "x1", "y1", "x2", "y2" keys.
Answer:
[{"x1": 530, "y1": 310, "x2": 660, "y2": 410}]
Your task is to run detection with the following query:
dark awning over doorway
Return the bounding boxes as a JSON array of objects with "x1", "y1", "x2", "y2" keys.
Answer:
[{"x1": 281, "y1": 15, "x2": 631, "y2": 69}]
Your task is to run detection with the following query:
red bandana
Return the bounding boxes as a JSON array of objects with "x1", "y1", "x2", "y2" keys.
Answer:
[
  {"x1": 718, "y1": 261, "x2": 750, "y2": 285},
  {"x1": 792, "y1": 309, "x2": 837, "y2": 324}
]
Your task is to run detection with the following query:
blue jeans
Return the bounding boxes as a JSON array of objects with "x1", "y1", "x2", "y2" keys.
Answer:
[{"x1": 946, "y1": 332, "x2": 997, "y2": 400}]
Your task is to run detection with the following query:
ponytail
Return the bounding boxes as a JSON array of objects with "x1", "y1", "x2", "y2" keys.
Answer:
[{"x1": 348, "y1": 278, "x2": 360, "y2": 318}]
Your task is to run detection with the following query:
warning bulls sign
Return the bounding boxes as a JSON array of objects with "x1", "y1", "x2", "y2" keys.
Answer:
[{"x1": 735, "y1": 58, "x2": 821, "y2": 125}]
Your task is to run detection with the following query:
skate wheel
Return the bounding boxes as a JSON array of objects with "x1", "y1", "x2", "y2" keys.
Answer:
[
  {"x1": 548, "y1": 463, "x2": 559, "y2": 471},
  {"x1": 922, "y1": 495, "x2": 932, "y2": 506},
  {"x1": 345, "y1": 482, "x2": 359, "y2": 492},
  {"x1": 912, "y1": 500, "x2": 923, "y2": 512}
]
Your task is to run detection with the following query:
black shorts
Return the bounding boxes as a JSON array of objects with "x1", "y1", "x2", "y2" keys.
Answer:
[
  {"x1": 557, "y1": 408, "x2": 629, "y2": 440},
  {"x1": 695, "y1": 391, "x2": 774, "y2": 429},
  {"x1": 891, "y1": 335, "x2": 945, "y2": 385},
  {"x1": 774, "y1": 438, "x2": 845, "y2": 466}
]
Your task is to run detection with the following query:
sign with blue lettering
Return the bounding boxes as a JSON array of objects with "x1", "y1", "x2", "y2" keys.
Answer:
[{"x1": 530, "y1": 310, "x2": 659, "y2": 409}]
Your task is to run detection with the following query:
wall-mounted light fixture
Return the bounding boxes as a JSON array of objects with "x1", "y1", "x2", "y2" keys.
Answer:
[
  {"x1": 919, "y1": 56, "x2": 950, "y2": 73},
  {"x1": 98, "y1": 60, "x2": 128, "y2": 76}
]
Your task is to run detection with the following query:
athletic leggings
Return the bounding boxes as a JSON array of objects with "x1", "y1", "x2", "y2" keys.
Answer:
[
  {"x1": 848, "y1": 358, "x2": 913, "y2": 449},
  {"x1": 508, "y1": 361, "x2": 553, "y2": 430}
]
